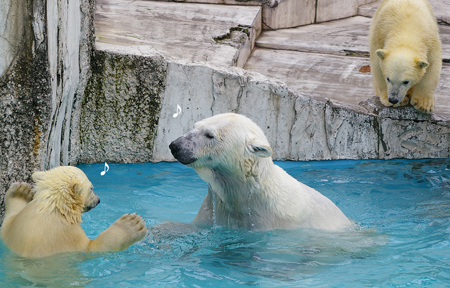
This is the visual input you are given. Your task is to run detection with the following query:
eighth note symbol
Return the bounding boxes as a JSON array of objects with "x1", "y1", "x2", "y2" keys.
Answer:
[
  {"x1": 100, "y1": 162, "x2": 109, "y2": 176},
  {"x1": 173, "y1": 104, "x2": 182, "y2": 118}
]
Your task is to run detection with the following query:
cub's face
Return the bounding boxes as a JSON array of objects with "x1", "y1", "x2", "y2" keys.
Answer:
[
  {"x1": 74, "y1": 168, "x2": 100, "y2": 212},
  {"x1": 169, "y1": 113, "x2": 272, "y2": 173},
  {"x1": 376, "y1": 49, "x2": 428, "y2": 105},
  {"x1": 32, "y1": 166, "x2": 100, "y2": 217}
]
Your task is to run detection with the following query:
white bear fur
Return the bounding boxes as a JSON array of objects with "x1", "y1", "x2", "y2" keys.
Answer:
[
  {"x1": 369, "y1": 0, "x2": 442, "y2": 113},
  {"x1": 170, "y1": 113, "x2": 351, "y2": 231}
]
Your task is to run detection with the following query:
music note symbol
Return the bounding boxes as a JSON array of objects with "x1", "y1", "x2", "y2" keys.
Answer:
[
  {"x1": 100, "y1": 162, "x2": 109, "y2": 176},
  {"x1": 173, "y1": 104, "x2": 182, "y2": 118}
]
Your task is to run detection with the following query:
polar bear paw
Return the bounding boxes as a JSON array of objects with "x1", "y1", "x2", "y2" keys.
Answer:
[
  {"x1": 112, "y1": 213, "x2": 148, "y2": 249},
  {"x1": 5, "y1": 182, "x2": 34, "y2": 204},
  {"x1": 393, "y1": 94, "x2": 411, "y2": 108},
  {"x1": 411, "y1": 96, "x2": 435, "y2": 113},
  {"x1": 379, "y1": 93, "x2": 393, "y2": 107}
]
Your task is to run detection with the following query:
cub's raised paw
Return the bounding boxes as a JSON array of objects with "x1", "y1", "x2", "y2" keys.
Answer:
[
  {"x1": 5, "y1": 182, "x2": 34, "y2": 203},
  {"x1": 411, "y1": 96, "x2": 434, "y2": 113},
  {"x1": 114, "y1": 213, "x2": 148, "y2": 245}
]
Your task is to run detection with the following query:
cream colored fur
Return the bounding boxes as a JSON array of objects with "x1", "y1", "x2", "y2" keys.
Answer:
[
  {"x1": 369, "y1": 0, "x2": 442, "y2": 113},
  {"x1": 1, "y1": 166, "x2": 147, "y2": 258},
  {"x1": 170, "y1": 113, "x2": 351, "y2": 231}
]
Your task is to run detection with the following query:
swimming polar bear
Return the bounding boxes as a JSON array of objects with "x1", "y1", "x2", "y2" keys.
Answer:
[
  {"x1": 1, "y1": 166, "x2": 147, "y2": 258},
  {"x1": 169, "y1": 113, "x2": 351, "y2": 231}
]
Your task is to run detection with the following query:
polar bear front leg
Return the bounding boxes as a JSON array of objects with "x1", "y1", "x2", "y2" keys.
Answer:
[
  {"x1": 410, "y1": 94, "x2": 435, "y2": 113},
  {"x1": 410, "y1": 65, "x2": 438, "y2": 113},
  {"x1": 87, "y1": 213, "x2": 147, "y2": 253},
  {"x1": 378, "y1": 89, "x2": 392, "y2": 107},
  {"x1": 410, "y1": 82, "x2": 435, "y2": 113},
  {"x1": 371, "y1": 68, "x2": 391, "y2": 107}
]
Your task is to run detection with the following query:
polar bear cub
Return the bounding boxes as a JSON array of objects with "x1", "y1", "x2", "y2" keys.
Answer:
[
  {"x1": 169, "y1": 113, "x2": 351, "y2": 231},
  {"x1": 369, "y1": 0, "x2": 442, "y2": 113},
  {"x1": 1, "y1": 166, "x2": 147, "y2": 258}
]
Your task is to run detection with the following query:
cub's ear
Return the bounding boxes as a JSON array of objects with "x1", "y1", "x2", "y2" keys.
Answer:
[
  {"x1": 376, "y1": 49, "x2": 387, "y2": 60},
  {"x1": 417, "y1": 60, "x2": 429, "y2": 69},
  {"x1": 249, "y1": 139, "x2": 273, "y2": 158},
  {"x1": 72, "y1": 182, "x2": 83, "y2": 196},
  {"x1": 32, "y1": 171, "x2": 46, "y2": 183}
]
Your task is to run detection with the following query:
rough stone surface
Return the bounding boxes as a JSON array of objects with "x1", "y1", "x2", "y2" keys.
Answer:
[
  {"x1": 316, "y1": 0, "x2": 376, "y2": 23},
  {"x1": 149, "y1": 58, "x2": 450, "y2": 162},
  {"x1": 358, "y1": 0, "x2": 450, "y2": 25},
  {"x1": 246, "y1": 47, "x2": 450, "y2": 116},
  {"x1": 245, "y1": 48, "x2": 374, "y2": 111},
  {"x1": 78, "y1": 49, "x2": 167, "y2": 163},
  {"x1": 0, "y1": 0, "x2": 51, "y2": 223},
  {"x1": 256, "y1": 16, "x2": 450, "y2": 62},
  {"x1": 0, "y1": 0, "x2": 29, "y2": 77},
  {"x1": 0, "y1": 0, "x2": 95, "y2": 223},
  {"x1": 262, "y1": 0, "x2": 315, "y2": 30},
  {"x1": 44, "y1": 0, "x2": 96, "y2": 169},
  {"x1": 95, "y1": 0, "x2": 261, "y2": 68}
]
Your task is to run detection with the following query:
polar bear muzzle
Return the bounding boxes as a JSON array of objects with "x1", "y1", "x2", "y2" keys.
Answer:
[{"x1": 169, "y1": 134, "x2": 198, "y2": 165}]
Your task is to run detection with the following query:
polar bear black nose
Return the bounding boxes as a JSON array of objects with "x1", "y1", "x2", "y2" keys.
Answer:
[
  {"x1": 169, "y1": 137, "x2": 197, "y2": 165},
  {"x1": 169, "y1": 140, "x2": 180, "y2": 155},
  {"x1": 388, "y1": 97, "x2": 399, "y2": 104}
]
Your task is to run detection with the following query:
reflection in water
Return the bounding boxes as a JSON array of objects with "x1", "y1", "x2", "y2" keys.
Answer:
[{"x1": 0, "y1": 245, "x2": 93, "y2": 287}]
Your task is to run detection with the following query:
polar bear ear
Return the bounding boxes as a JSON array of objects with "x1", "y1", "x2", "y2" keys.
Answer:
[
  {"x1": 417, "y1": 60, "x2": 429, "y2": 69},
  {"x1": 72, "y1": 182, "x2": 83, "y2": 196},
  {"x1": 249, "y1": 141, "x2": 273, "y2": 158},
  {"x1": 376, "y1": 49, "x2": 387, "y2": 60},
  {"x1": 32, "y1": 171, "x2": 46, "y2": 183}
]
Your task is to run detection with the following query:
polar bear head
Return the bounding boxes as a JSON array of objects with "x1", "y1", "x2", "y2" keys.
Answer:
[
  {"x1": 376, "y1": 48, "x2": 428, "y2": 105},
  {"x1": 31, "y1": 166, "x2": 100, "y2": 224},
  {"x1": 169, "y1": 113, "x2": 273, "y2": 180}
]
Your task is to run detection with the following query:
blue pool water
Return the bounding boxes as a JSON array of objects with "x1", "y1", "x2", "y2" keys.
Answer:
[{"x1": 1, "y1": 159, "x2": 450, "y2": 287}]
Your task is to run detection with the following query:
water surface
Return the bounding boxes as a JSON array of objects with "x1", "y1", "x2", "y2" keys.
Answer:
[{"x1": 1, "y1": 159, "x2": 449, "y2": 287}]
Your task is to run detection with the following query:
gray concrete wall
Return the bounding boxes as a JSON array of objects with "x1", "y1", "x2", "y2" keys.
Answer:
[
  {"x1": 77, "y1": 47, "x2": 450, "y2": 164},
  {"x1": 262, "y1": 0, "x2": 378, "y2": 29},
  {"x1": 150, "y1": 0, "x2": 379, "y2": 29},
  {"x1": 316, "y1": 0, "x2": 376, "y2": 23},
  {"x1": 77, "y1": 48, "x2": 167, "y2": 163}
]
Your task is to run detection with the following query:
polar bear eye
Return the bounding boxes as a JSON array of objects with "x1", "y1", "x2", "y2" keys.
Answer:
[
  {"x1": 403, "y1": 80, "x2": 410, "y2": 85},
  {"x1": 205, "y1": 131, "x2": 215, "y2": 139},
  {"x1": 386, "y1": 77, "x2": 390, "y2": 82}
]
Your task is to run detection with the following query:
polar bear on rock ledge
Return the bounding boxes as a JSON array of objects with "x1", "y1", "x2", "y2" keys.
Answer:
[
  {"x1": 169, "y1": 113, "x2": 352, "y2": 231},
  {"x1": 369, "y1": 0, "x2": 442, "y2": 113}
]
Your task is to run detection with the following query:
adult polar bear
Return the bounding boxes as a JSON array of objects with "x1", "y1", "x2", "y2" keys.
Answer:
[
  {"x1": 169, "y1": 113, "x2": 351, "y2": 231},
  {"x1": 369, "y1": 0, "x2": 441, "y2": 113},
  {"x1": 1, "y1": 166, "x2": 147, "y2": 258}
]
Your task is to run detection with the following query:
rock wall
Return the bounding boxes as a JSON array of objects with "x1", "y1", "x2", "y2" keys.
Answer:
[
  {"x1": 262, "y1": 0, "x2": 378, "y2": 29},
  {"x1": 0, "y1": 0, "x2": 95, "y2": 220},
  {"x1": 78, "y1": 48, "x2": 450, "y2": 164},
  {"x1": 77, "y1": 46, "x2": 167, "y2": 163}
]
